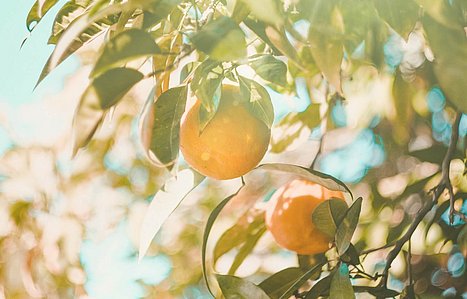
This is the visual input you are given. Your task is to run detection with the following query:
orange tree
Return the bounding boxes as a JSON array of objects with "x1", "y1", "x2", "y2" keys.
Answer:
[{"x1": 26, "y1": 0, "x2": 467, "y2": 298}]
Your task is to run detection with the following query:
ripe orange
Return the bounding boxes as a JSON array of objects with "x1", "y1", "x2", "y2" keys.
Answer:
[
  {"x1": 179, "y1": 85, "x2": 271, "y2": 180},
  {"x1": 265, "y1": 179, "x2": 346, "y2": 255}
]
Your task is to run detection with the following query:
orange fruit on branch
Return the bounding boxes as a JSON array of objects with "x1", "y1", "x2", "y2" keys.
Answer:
[
  {"x1": 265, "y1": 179, "x2": 346, "y2": 255},
  {"x1": 179, "y1": 84, "x2": 271, "y2": 180}
]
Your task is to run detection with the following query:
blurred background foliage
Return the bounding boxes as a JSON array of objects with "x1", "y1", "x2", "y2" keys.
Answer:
[{"x1": 0, "y1": 0, "x2": 466, "y2": 298}]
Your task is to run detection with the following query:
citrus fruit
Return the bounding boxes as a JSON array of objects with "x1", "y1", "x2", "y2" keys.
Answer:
[
  {"x1": 179, "y1": 85, "x2": 270, "y2": 180},
  {"x1": 265, "y1": 179, "x2": 346, "y2": 255}
]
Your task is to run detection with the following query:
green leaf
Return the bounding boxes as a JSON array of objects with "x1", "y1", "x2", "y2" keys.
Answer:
[
  {"x1": 231, "y1": 0, "x2": 250, "y2": 23},
  {"x1": 422, "y1": 14, "x2": 467, "y2": 113},
  {"x1": 91, "y1": 29, "x2": 161, "y2": 77},
  {"x1": 238, "y1": 0, "x2": 283, "y2": 26},
  {"x1": 243, "y1": 19, "x2": 282, "y2": 55},
  {"x1": 191, "y1": 16, "x2": 247, "y2": 61},
  {"x1": 458, "y1": 225, "x2": 467, "y2": 252},
  {"x1": 146, "y1": 85, "x2": 188, "y2": 166},
  {"x1": 264, "y1": 26, "x2": 301, "y2": 66},
  {"x1": 85, "y1": 68, "x2": 143, "y2": 109},
  {"x1": 256, "y1": 163, "x2": 353, "y2": 196},
  {"x1": 353, "y1": 286, "x2": 400, "y2": 297},
  {"x1": 138, "y1": 169, "x2": 205, "y2": 260},
  {"x1": 228, "y1": 224, "x2": 266, "y2": 275},
  {"x1": 249, "y1": 55, "x2": 287, "y2": 86},
  {"x1": 180, "y1": 61, "x2": 200, "y2": 82},
  {"x1": 330, "y1": 263, "x2": 355, "y2": 299},
  {"x1": 72, "y1": 68, "x2": 143, "y2": 155},
  {"x1": 278, "y1": 262, "x2": 325, "y2": 299},
  {"x1": 373, "y1": 0, "x2": 420, "y2": 39},
  {"x1": 340, "y1": 244, "x2": 360, "y2": 266},
  {"x1": 416, "y1": 0, "x2": 464, "y2": 30},
  {"x1": 213, "y1": 210, "x2": 266, "y2": 276},
  {"x1": 336, "y1": 198, "x2": 362, "y2": 256},
  {"x1": 259, "y1": 267, "x2": 305, "y2": 299},
  {"x1": 26, "y1": 0, "x2": 60, "y2": 31},
  {"x1": 238, "y1": 76, "x2": 275, "y2": 128},
  {"x1": 216, "y1": 275, "x2": 271, "y2": 299},
  {"x1": 191, "y1": 60, "x2": 224, "y2": 130},
  {"x1": 271, "y1": 103, "x2": 321, "y2": 153},
  {"x1": 141, "y1": 0, "x2": 181, "y2": 29},
  {"x1": 307, "y1": 1, "x2": 344, "y2": 94},
  {"x1": 47, "y1": 1, "x2": 96, "y2": 45},
  {"x1": 202, "y1": 188, "x2": 243, "y2": 296},
  {"x1": 214, "y1": 210, "x2": 265, "y2": 263},
  {"x1": 37, "y1": 3, "x2": 125, "y2": 86},
  {"x1": 312, "y1": 199, "x2": 348, "y2": 238},
  {"x1": 305, "y1": 276, "x2": 331, "y2": 299},
  {"x1": 409, "y1": 144, "x2": 463, "y2": 165}
]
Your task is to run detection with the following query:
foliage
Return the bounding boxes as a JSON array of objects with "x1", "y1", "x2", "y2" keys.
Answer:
[{"x1": 4, "y1": 0, "x2": 467, "y2": 297}]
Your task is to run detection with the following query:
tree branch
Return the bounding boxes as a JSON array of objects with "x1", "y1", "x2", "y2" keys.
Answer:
[{"x1": 378, "y1": 111, "x2": 462, "y2": 288}]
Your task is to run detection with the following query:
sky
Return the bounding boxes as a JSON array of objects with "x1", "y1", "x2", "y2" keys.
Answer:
[
  {"x1": 0, "y1": 0, "x2": 78, "y2": 106},
  {"x1": 0, "y1": 0, "x2": 79, "y2": 154}
]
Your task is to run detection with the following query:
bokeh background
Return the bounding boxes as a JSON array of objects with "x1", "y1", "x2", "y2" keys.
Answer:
[{"x1": 1, "y1": 1, "x2": 466, "y2": 299}]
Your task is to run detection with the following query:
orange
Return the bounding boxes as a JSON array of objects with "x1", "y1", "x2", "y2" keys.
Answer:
[
  {"x1": 265, "y1": 179, "x2": 346, "y2": 255},
  {"x1": 179, "y1": 85, "x2": 271, "y2": 180}
]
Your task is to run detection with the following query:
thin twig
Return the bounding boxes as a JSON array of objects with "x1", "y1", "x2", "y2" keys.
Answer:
[
  {"x1": 361, "y1": 242, "x2": 396, "y2": 255},
  {"x1": 144, "y1": 47, "x2": 195, "y2": 79},
  {"x1": 378, "y1": 110, "x2": 462, "y2": 288}
]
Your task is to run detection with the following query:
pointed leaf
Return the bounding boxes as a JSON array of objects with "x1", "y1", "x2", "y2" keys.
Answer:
[
  {"x1": 141, "y1": 0, "x2": 181, "y2": 29},
  {"x1": 138, "y1": 169, "x2": 205, "y2": 260},
  {"x1": 265, "y1": 26, "x2": 301, "y2": 64},
  {"x1": 92, "y1": 29, "x2": 161, "y2": 77},
  {"x1": 231, "y1": 0, "x2": 250, "y2": 23},
  {"x1": 72, "y1": 68, "x2": 142, "y2": 154},
  {"x1": 307, "y1": 3, "x2": 344, "y2": 94},
  {"x1": 190, "y1": 60, "x2": 224, "y2": 130},
  {"x1": 72, "y1": 107, "x2": 104, "y2": 157},
  {"x1": 336, "y1": 197, "x2": 362, "y2": 255},
  {"x1": 259, "y1": 267, "x2": 305, "y2": 299},
  {"x1": 458, "y1": 225, "x2": 467, "y2": 252},
  {"x1": 180, "y1": 61, "x2": 199, "y2": 82},
  {"x1": 214, "y1": 210, "x2": 265, "y2": 263},
  {"x1": 330, "y1": 264, "x2": 355, "y2": 299},
  {"x1": 228, "y1": 223, "x2": 266, "y2": 275},
  {"x1": 26, "y1": 0, "x2": 60, "y2": 31},
  {"x1": 37, "y1": 3, "x2": 124, "y2": 86},
  {"x1": 202, "y1": 188, "x2": 243, "y2": 296},
  {"x1": 423, "y1": 14, "x2": 467, "y2": 113},
  {"x1": 271, "y1": 103, "x2": 321, "y2": 153},
  {"x1": 47, "y1": 1, "x2": 95, "y2": 45},
  {"x1": 191, "y1": 16, "x2": 247, "y2": 61},
  {"x1": 86, "y1": 68, "x2": 143, "y2": 109},
  {"x1": 238, "y1": 0, "x2": 283, "y2": 26},
  {"x1": 238, "y1": 76, "x2": 275, "y2": 128},
  {"x1": 312, "y1": 199, "x2": 348, "y2": 238},
  {"x1": 249, "y1": 54, "x2": 287, "y2": 86},
  {"x1": 416, "y1": 0, "x2": 464, "y2": 30},
  {"x1": 305, "y1": 276, "x2": 332, "y2": 299},
  {"x1": 39, "y1": 3, "x2": 128, "y2": 86},
  {"x1": 144, "y1": 85, "x2": 188, "y2": 166},
  {"x1": 256, "y1": 163, "x2": 353, "y2": 195},
  {"x1": 216, "y1": 275, "x2": 271, "y2": 299},
  {"x1": 373, "y1": 0, "x2": 420, "y2": 39},
  {"x1": 278, "y1": 262, "x2": 325, "y2": 299}
]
